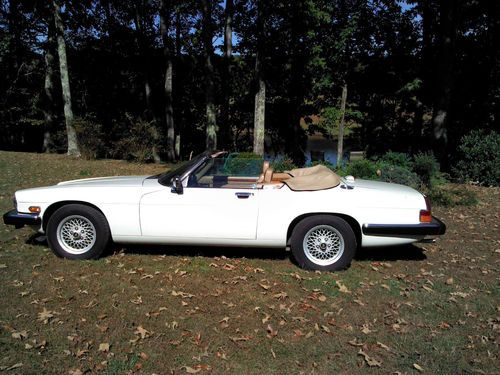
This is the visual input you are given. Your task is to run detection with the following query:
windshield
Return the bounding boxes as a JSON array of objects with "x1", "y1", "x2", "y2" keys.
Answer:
[{"x1": 157, "y1": 152, "x2": 210, "y2": 186}]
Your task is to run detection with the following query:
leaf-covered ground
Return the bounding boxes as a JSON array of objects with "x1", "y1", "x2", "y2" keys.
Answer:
[{"x1": 0, "y1": 151, "x2": 498, "y2": 374}]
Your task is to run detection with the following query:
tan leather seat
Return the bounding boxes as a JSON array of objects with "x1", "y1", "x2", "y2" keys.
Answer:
[
  {"x1": 262, "y1": 160, "x2": 270, "y2": 173},
  {"x1": 256, "y1": 161, "x2": 271, "y2": 183},
  {"x1": 272, "y1": 172, "x2": 291, "y2": 181},
  {"x1": 264, "y1": 167, "x2": 273, "y2": 183}
]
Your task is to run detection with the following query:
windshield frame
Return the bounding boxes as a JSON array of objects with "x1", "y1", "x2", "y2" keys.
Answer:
[{"x1": 157, "y1": 151, "x2": 218, "y2": 186}]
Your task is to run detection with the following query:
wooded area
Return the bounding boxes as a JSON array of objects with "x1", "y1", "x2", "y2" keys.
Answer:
[{"x1": 0, "y1": 0, "x2": 498, "y2": 168}]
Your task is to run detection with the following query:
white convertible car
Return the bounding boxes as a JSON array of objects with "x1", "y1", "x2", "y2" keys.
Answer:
[{"x1": 3, "y1": 151, "x2": 445, "y2": 271}]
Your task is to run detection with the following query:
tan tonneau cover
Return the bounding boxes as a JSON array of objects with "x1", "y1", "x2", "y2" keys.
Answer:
[{"x1": 284, "y1": 165, "x2": 341, "y2": 191}]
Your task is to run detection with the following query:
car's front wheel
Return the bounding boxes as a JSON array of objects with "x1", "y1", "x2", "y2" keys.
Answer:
[
  {"x1": 290, "y1": 215, "x2": 357, "y2": 271},
  {"x1": 47, "y1": 204, "x2": 110, "y2": 260}
]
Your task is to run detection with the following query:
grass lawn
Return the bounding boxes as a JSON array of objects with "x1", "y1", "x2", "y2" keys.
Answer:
[{"x1": 0, "y1": 151, "x2": 498, "y2": 374}]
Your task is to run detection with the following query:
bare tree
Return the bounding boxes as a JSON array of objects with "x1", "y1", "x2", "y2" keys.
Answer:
[
  {"x1": 432, "y1": 0, "x2": 457, "y2": 165},
  {"x1": 336, "y1": 84, "x2": 347, "y2": 167},
  {"x1": 53, "y1": 0, "x2": 79, "y2": 156},
  {"x1": 253, "y1": 0, "x2": 265, "y2": 156},
  {"x1": 160, "y1": 0, "x2": 175, "y2": 161},
  {"x1": 201, "y1": 0, "x2": 217, "y2": 150},
  {"x1": 221, "y1": 0, "x2": 233, "y2": 149},
  {"x1": 42, "y1": 13, "x2": 56, "y2": 152}
]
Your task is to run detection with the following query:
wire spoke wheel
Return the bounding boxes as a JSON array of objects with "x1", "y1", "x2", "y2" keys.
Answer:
[
  {"x1": 302, "y1": 224, "x2": 345, "y2": 266},
  {"x1": 56, "y1": 215, "x2": 97, "y2": 255}
]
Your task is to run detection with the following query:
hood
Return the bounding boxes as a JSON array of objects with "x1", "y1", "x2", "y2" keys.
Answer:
[{"x1": 57, "y1": 176, "x2": 149, "y2": 187}]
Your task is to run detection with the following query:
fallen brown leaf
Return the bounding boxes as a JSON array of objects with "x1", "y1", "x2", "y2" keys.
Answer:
[
  {"x1": 358, "y1": 349, "x2": 382, "y2": 367},
  {"x1": 134, "y1": 325, "x2": 151, "y2": 339},
  {"x1": 98, "y1": 342, "x2": 110, "y2": 352},
  {"x1": 37, "y1": 308, "x2": 54, "y2": 324},
  {"x1": 413, "y1": 363, "x2": 424, "y2": 372}
]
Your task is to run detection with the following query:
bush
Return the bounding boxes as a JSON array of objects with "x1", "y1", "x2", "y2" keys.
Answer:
[
  {"x1": 116, "y1": 118, "x2": 163, "y2": 163},
  {"x1": 271, "y1": 156, "x2": 297, "y2": 173},
  {"x1": 379, "y1": 164, "x2": 420, "y2": 188},
  {"x1": 425, "y1": 186, "x2": 478, "y2": 207},
  {"x1": 310, "y1": 160, "x2": 336, "y2": 170},
  {"x1": 74, "y1": 117, "x2": 106, "y2": 159},
  {"x1": 344, "y1": 159, "x2": 380, "y2": 180},
  {"x1": 223, "y1": 152, "x2": 263, "y2": 176},
  {"x1": 412, "y1": 152, "x2": 440, "y2": 187},
  {"x1": 453, "y1": 129, "x2": 500, "y2": 186},
  {"x1": 379, "y1": 151, "x2": 412, "y2": 169}
]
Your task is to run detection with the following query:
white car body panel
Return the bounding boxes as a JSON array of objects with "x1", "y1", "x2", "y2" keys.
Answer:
[{"x1": 140, "y1": 187, "x2": 259, "y2": 239}]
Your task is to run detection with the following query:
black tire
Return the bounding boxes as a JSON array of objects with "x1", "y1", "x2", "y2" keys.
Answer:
[
  {"x1": 290, "y1": 215, "x2": 357, "y2": 271},
  {"x1": 46, "y1": 204, "x2": 110, "y2": 260}
]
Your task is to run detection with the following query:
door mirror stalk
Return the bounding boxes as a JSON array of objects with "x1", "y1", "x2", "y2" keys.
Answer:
[{"x1": 171, "y1": 176, "x2": 184, "y2": 195}]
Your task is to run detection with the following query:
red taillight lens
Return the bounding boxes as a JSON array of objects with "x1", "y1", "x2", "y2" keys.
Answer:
[
  {"x1": 420, "y1": 209, "x2": 432, "y2": 223},
  {"x1": 420, "y1": 196, "x2": 432, "y2": 222}
]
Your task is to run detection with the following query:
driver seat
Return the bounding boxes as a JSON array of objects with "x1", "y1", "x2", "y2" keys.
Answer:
[{"x1": 256, "y1": 161, "x2": 270, "y2": 183}]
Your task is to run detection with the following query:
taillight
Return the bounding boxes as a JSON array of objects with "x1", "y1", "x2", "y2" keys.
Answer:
[{"x1": 420, "y1": 196, "x2": 432, "y2": 223}]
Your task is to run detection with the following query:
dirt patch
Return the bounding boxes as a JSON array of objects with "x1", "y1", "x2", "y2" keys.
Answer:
[{"x1": 0, "y1": 151, "x2": 498, "y2": 374}]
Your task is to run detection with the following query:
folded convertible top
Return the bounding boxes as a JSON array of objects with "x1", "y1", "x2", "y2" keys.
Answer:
[{"x1": 283, "y1": 165, "x2": 341, "y2": 191}]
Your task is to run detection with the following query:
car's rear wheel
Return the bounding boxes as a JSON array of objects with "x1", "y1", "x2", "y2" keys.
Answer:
[
  {"x1": 290, "y1": 215, "x2": 356, "y2": 271},
  {"x1": 47, "y1": 204, "x2": 110, "y2": 260}
]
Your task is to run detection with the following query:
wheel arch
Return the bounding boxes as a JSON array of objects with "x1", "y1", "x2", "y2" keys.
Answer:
[
  {"x1": 286, "y1": 213, "x2": 362, "y2": 248},
  {"x1": 42, "y1": 201, "x2": 107, "y2": 232}
]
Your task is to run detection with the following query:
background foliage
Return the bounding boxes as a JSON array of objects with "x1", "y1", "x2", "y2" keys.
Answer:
[{"x1": 0, "y1": 0, "x2": 498, "y2": 178}]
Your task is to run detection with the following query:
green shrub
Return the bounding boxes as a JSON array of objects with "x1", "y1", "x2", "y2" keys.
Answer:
[
  {"x1": 116, "y1": 118, "x2": 163, "y2": 163},
  {"x1": 271, "y1": 156, "x2": 297, "y2": 173},
  {"x1": 412, "y1": 152, "x2": 440, "y2": 187},
  {"x1": 310, "y1": 160, "x2": 336, "y2": 170},
  {"x1": 74, "y1": 117, "x2": 106, "y2": 159},
  {"x1": 425, "y1": 186, "x2": 453, "y2": 206},
  {"x1": 344, "y1": 159, "x2": 380, "y2": 180},
  {"x1": 223, "y1": 152, "x2": 263, "y2": 176},
  {"x1": 453, "y1": 129, "x2": 500, "y2": 186},
  {"x1": 425, "y1": 186, "x2": 478, "y2": 207},
  {"x1": 379, "y1": 151, "x2": 413, "y2": 169},
  {"x1": 379, "y1": 164, "x2": 420, "y2": 188}
]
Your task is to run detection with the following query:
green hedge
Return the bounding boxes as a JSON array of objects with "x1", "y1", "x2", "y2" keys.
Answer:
[{"x1": 453, "y1": 129, "x2": 500, "y2": 186}]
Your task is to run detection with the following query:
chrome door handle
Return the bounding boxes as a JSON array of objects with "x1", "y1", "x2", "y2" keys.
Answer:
[{"x1": 235, "y1": 192, "x2": 253, "y2": 199}]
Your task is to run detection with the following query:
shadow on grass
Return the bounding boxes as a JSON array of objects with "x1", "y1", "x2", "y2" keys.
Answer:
[
  {"x1": 26, "y1": 233, "x2": 427, "y2": 263},
  {"x1": 119, "y1": 244, "x2": 289, "y2": 260},
  {"x1": 355, "y1": 244, "x2": 427, "y2": 262}
]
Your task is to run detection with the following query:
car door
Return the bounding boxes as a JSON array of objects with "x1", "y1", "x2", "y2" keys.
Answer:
[{"x1": 140, "y1": 186, "x2": 259, "y2": 239}]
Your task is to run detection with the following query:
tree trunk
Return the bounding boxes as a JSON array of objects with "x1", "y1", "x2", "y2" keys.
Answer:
[
  {"x1": 337, "y1": 84, "x2": 347, "y2": 167},
  {"x1": 160, "y1": 0, "x2": 176, "y2": 161},
  {"x1": 253, "y1": 0, "x2": 265, "y2": 156},
  {"x1": 431, "y1": 0, "x2": 457, "y2": 165},
  {"x1": 53, "y1": 0, "x2": 80, "y2": 156},
  {"x1": 134, "y1": 4, "x2": 154, "y2": 120},
  {"x1": 43, "y1": 15, "x2": 56, "y2": 153},
  {"x1": 8, "y1": 0, "x2": 22, "y2": 72},
  {"x1": 287, "y1": 2, "x2": 306, "y2": 165},
  {"x1": 253, "y1": 77, "x2": 266, "y2": 156},
  {"x1": 221, "y1": 0, "x2": 233, "y2": 149},
  {"x1": 134, "y1": 1, "x2": 159, "y2": 162},
  {"x1": 201, "y1": 0, "x2": 217, "y2": 150},
  {"x1": 174, "y1": 7, "x2": 182, "y2": 158}
]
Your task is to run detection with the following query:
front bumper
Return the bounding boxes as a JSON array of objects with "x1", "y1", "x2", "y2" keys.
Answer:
[
  {"x1": 362, "y1": 216, "x2": 446, "y2": 237},
  {"x1": 3, "y1": 209, "x2": 41, "y2": 229}
]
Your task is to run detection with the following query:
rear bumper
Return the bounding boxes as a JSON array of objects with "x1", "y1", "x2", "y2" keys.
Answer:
[
  {"x1": 362, "y1": 216, "x2": 446, "y2": 237},
  {"x1": 3, "y1": 209, "x2": 41, "y2": 229}
]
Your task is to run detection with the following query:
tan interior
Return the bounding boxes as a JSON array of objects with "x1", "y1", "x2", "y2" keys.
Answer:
[
  {"x1": 283, "y1": 165, "x2": 340, "y2": 191},
  {"x1": 194, "y1": 161, "x2": 339, "y2": 191}
]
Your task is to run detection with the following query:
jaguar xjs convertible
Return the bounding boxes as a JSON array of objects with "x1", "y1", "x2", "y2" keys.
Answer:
[{"x1": 3, "y1": 151, "x2": 445, "y2": 271}]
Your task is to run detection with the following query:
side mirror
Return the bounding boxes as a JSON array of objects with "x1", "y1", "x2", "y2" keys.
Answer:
[{"x1": 171, "y1": 176, "x2": 184, "y2": 195}]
